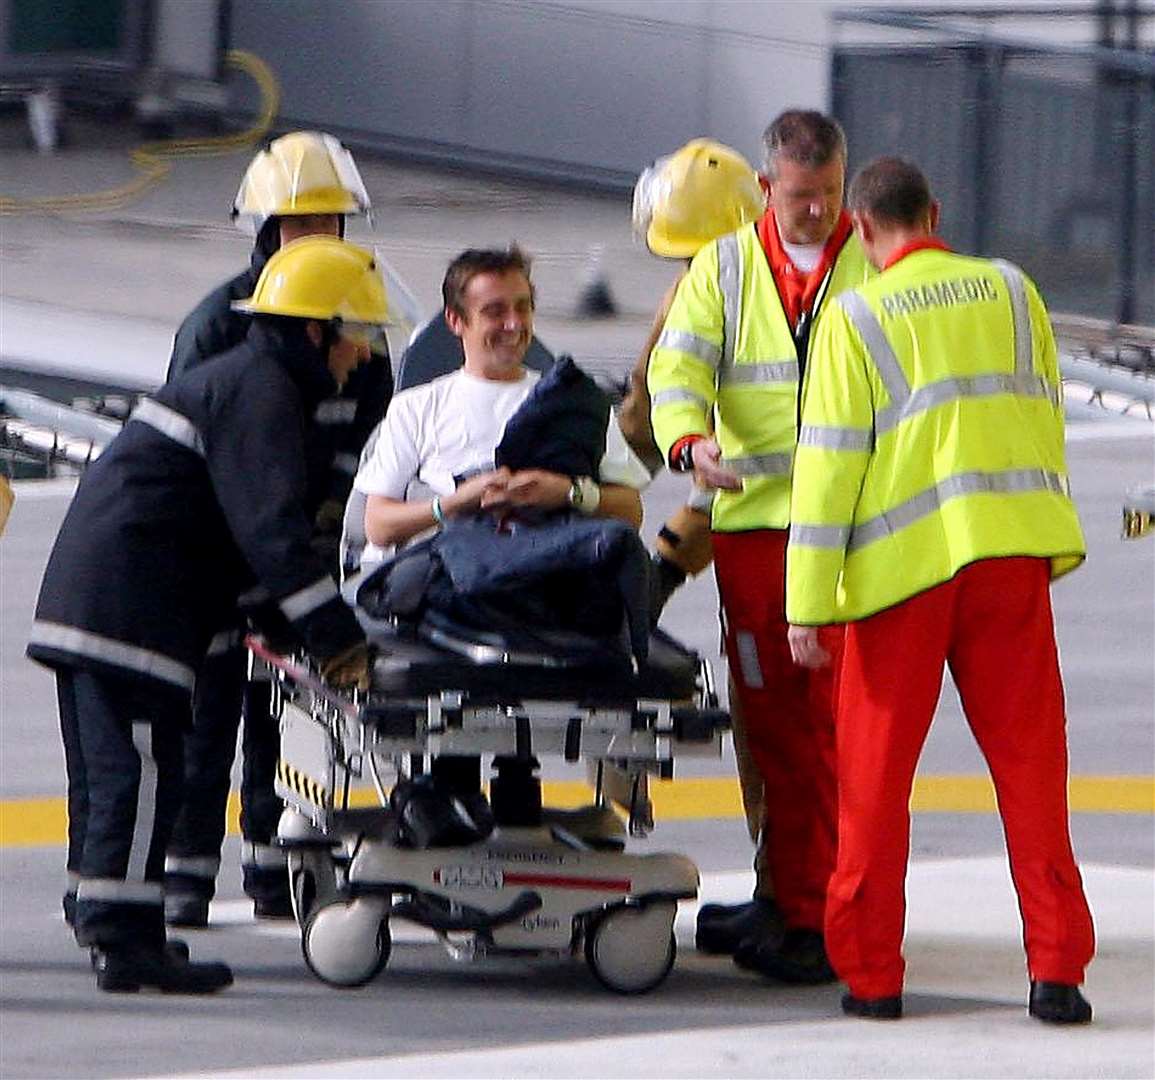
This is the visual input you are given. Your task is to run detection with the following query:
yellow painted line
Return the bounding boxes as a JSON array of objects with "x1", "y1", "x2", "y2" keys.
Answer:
[{"x1": 1, "y1": 775, "x2": 1151, "y2": 848}]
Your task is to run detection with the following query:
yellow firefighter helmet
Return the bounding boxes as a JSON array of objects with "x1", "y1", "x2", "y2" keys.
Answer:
[
  {"x1": 232, "y1": 131, "x2": 371, "y2": 233},
  {"x1": 633, "y1": 139, "x2": 765, "y2": 259}
]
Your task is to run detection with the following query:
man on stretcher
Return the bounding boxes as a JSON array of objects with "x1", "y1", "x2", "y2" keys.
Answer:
[{"x1": 355, "y1": 245, "x2": 649, "y2": 550}]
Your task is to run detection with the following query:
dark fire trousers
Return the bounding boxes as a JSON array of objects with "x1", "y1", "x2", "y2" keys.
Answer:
[
  {"x1": 164, "y1": 647, "x2": 285, "y2": 903},
  {"x1": 58, "y1": 668, "x2": 184, "y2": 947}
]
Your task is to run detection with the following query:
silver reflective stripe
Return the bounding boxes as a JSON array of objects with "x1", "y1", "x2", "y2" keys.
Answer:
[
  {"x1": 655, "y1": 327, "x2": 722, "y2": 369},
  {"x1": 789, "y1": 522, "x2": 852, "y2": 549},
  {"x1": 314, "y1": 399, "x2": 359, "y2": 424},
  {"x1": 992, "y1": 260, "x2": 1033, "y2": 377},
  {"x1": 241, "y1": 841, "x2": 288, "y2": 870},
  {"x1": 279, "y1": 575, "x2": 338, "y2": 621},
  {"x1": 717, "y1": 233, "x2": 743, "y2": 374},
  {"x1": 76, "y1": 878, "x2": 163, "y2": 903},
  {"x1": 29, "y1": 621, "x2": 196, "y2": 691},
  {"x1": 206, "y1": 629, "x2": 241, "y2": 657},
  {"x1": 164, "y1": 855, "x2": 221, "y2": 879},
  {"x1": 127, "y1": 723, "x2": 158, "y2": 883},
  {"x1": 130, "y1": 399, "x2": 205, "y2": 457},
  {"x1": 734, "y1": 631, "x2": 764, "y2": 689},
  {"x1": 724, "y1": 452, "x2": 793, "y2": 477},
  {"x1": 333, "y1": 452, "x2": 359, "y2": 476},
  {"x1": 66, "y1": 870, "x2": 81, "y2": 891},
  {"x1": 849, "y1": 468, "x2": 1069, "y2": 552},
  {"x1": 875, "y1": 373, "x2": 1059, "y2": 435},
  {"x1": 718, "y1": 359, "x2": 799, "y2": 387},
  {"x1": 839, "y1": 290, "x2": 911, "y2": 406},
  {"x1": 798, "y1": 425, "x2": 873, "y2": 451},
  {"x1": 652, "y1": 387, "x2": 710, "y2": 411}
]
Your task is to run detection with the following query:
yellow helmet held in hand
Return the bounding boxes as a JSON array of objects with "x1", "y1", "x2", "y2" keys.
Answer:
[
  {"x1": 233, "y1": 236, "x2": 390, "y2": 337},
  {"x1": 633, "y1": 139, "x2": 765, "y2": 259},
  {"x1": 232, "y1": 131, "x2": 371, "y2": 233}
]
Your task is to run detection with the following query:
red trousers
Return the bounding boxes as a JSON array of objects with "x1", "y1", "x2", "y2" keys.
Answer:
[
  {"x1": 827, "y1": 557, "x2": 1095, "y2": 997},
  {"x1": 713, "y1": 530, "x2": 840, "y2": 931}
]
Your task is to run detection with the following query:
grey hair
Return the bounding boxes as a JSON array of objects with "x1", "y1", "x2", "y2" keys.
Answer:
[{"x1": 761, "y1": 110, "x2": 847, "y2": 178}]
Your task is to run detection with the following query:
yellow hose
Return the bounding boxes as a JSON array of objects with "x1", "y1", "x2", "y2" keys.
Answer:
[{"x1": 0, "y1": 49, "x2": 280, "y2": 215}]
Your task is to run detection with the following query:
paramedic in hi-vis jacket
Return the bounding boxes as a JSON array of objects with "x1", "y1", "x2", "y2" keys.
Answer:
[
  {"x1": 28, "y1": 237, "x2": 388, "y2": 994},
  {"x1": 648, "y1": 111, "x2": 873, "y2": 983},
  {"x1": 786, "y1": 157, "x2": 1095, "y2": 1025}
]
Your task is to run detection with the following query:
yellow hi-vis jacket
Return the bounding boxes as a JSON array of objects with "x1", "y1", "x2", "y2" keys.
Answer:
[
  {"x1": 786, "y1": 246, "x2": 1086, "y2": 626},
  {"x1": 648, "y1": 222, "x2": 873, "y2": 531}
]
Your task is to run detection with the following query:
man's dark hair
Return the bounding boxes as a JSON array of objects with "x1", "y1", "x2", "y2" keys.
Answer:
[
  {"x1": 761, "y1": 110, "x2": 847, "y2": 177},
  {"x1": 847, "y1": 156, "x2": 933, "y2": 226},
  {"x1": 442, "y1": 245, "x2": 534, "y2": 319}
]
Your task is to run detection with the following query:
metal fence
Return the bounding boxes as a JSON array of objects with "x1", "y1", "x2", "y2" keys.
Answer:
[{"x1": 832, "y1": 6, "x2": 1154, "y2": 325}]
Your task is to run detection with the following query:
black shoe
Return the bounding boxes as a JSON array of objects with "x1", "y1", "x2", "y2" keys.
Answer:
[
  {"x1": 696, "y1": 898, "x2": 783, "y2": 955},
  {"x1": 93, "y1": 944, "x2": 232, "y2": 994},
  {"x1": 842, "y1": 992, "x2": 903, "y2": 1020},
  {"x1": 1029, "y1": 981, "x2": 1092, "y2": 1024},
  {"x1": 252, "y1": 893, "x2": 294, "y2": 920},
  {"x1": 735, "y1": 928, "x2": 837, "y2": 985},
  {"x1": 89, "y1": 938, "x2": 189, "y2": 970},
  {"x1": 165, "y1": 894, "x2": 210, "y2": 928}
]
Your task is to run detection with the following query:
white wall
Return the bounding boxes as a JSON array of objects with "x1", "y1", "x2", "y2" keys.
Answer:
[{"x1": 230, "y1": 0, "x2": 1141, "y2": 185}]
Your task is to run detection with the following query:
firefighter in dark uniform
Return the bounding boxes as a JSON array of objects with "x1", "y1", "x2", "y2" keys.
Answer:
[
  {"x1": 163, "y1": 132, "x2": 393, "y2": 925},
  {"x1": 28, "y1": 236, "x2": 387, "y2": 993}
]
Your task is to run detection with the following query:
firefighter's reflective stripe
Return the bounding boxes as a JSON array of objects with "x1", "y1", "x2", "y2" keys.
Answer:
[
  {"x1": 314, "y1": 399, "x2": 358, "y2": 424},
  {"x1": 655, "y1": 327, "x2": 721, "y2": 368},
  {"x1": 28, "y1": 620, "x2": 196, "y2": 690},
  {"x1": 130, "y1": 399, "x2": 205, "y2": 457},
  {"x1": 127, "y1": 723, "x2": 159, "y2": 884},
  {"x1": 278, "y1": 576, "x2": 337, "y2": 621},
  {"x1": 164, "y1": 855, "x2": 221, "y2": 879},
  {"x1": 76, "y1": 879, "x2": 163, "y2": 903}
]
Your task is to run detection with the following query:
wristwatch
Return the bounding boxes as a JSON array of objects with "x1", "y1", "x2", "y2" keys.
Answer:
[
  {"x1": 673, "y1": 439, "x2": 698, "y2": 473},
  {"x1": 567, "y1": 476, "x2": 600, "y2": 515}
]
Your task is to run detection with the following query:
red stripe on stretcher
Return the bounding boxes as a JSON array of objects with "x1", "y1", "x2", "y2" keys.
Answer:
[{"x1": 503, "y1": 872, "x2": 631, "y2": 892}]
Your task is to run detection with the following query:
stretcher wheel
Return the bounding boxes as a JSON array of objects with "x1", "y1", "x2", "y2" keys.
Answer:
[
  {"x1": 288, "y1": 850, "x2": 338, "y2": 927},
  {"x1": 584, "y1": 901, "x2": 676, "y2": 994},
  {"x1": 302, "y1": 897, "x2": 391, "y2": 988}
]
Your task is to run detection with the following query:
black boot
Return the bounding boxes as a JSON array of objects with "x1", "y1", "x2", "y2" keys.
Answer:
[
  {"x1": 93, "y1": 943, "x2": 232, "y2": 994},
  {"x1": 165, "y1": 893, "x2": 210, "y2": 928},
  {"x1": 649, "y1": 556, "x2": 686, "y2": 627},
  {"x1": 1029, "y1": 981, "x2": 1092, "y2": 1024},
  {"x1": 696, "y1": 898, "x2": 783, "y2": 955},
  {"x1": 734, "y1": 927, "x2": 837, "y2": 984},
  {"x1": 842, "y1": 992, "x2": 903, "y2": 1020}
]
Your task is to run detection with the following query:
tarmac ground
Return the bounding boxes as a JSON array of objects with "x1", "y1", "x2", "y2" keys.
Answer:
[{"x1": 1, "y1": 117, "x2": 1153, "y2": 1078}]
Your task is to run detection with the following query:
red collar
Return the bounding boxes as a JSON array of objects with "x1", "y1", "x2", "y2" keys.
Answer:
[
  {"x1": 756, "y1": 209, "x2": 853, "y2": 326},
  {"x1": 882, "y1": 236, "x2": 951, "y2": 271}
]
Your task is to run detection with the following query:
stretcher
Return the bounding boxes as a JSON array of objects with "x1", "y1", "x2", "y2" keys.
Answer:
[{"x1": 259, "y1": 612, "x2": 728, "y2": 994}]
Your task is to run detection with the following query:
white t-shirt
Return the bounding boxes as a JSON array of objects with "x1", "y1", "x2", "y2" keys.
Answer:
[
  {"x1": 781, "y1": 237, "x2": 824, "y2": 274},
  {"x1": 354, "y1": 367, "x2": 650, "y2": 501}
]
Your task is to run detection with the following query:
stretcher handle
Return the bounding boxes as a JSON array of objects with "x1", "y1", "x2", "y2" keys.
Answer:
[{"x1": 244, "y1": 634, "x2": 360, "y2": 720}]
